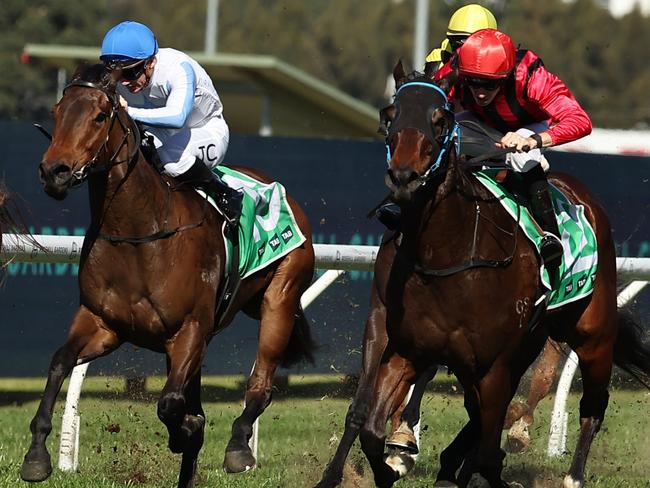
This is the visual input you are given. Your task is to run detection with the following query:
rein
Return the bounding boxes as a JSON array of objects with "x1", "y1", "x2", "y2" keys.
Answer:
[
  {"x1": 61, "y1": 79, "x2": 207, "y2": 244},
  {"x1": 412, "y1": 202, "x2": 521, "y2": 277}
]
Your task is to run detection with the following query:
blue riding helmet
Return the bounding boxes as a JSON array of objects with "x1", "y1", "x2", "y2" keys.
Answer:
[{"x1": 100, "y1": 21, "x2": 158, "y2": 64}]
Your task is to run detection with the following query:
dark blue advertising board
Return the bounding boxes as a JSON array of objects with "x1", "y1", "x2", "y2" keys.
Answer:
[{"x1": 0, "y1": 121, "x2": 648, "y2": 376}]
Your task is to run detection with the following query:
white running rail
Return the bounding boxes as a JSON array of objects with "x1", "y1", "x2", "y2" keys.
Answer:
[{"x1": 2, "y1": 234, "x2": 649, "y2": 468}]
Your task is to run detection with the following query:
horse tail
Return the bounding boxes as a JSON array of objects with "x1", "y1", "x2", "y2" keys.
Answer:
[
  {"x1": 280, "y1": 306, "x2": 317, "y2": 368},
  {"x1": 0, "y1": 183, "x2": 42, "y2": 277},
  {"x1": 613, "y1": 308, "x2": 650, "y2": 390}
]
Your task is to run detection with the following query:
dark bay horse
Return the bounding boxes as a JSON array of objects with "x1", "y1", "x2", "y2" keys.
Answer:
[
  {"x1": 21, "y1": 64, "x2": 315, "y2": 488},
  {"x1": 316, "y1": 64, "x2": 650, "y2": 488}
]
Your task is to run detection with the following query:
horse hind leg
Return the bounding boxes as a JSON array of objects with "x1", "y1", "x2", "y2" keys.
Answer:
[
  {"x1": 223, "y1": 280, "x2": 311, "y2": 474},
  {"x1": 21, "y1": 307, "x2": 119, "y2": 482},
  {"x1": 505, "y1": 338, "x2": 565, "y2": 454},
  {"x1": 386, "y1": 364, "x2": 438, "y2": 454},
  {"x1": 563, "y1": 336, "x2": 614, "y2": 487},
  {"x1": 384, "y1": 365, "x2": 438, "y2": 479}
]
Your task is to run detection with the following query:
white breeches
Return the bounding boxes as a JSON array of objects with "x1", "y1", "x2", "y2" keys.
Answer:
[
  {"x1": 144, "y1": 116, "x2": 230, "y2": 177},
  {"x1": 506, "y1": 126, "x2": 550, "y2": 173}
]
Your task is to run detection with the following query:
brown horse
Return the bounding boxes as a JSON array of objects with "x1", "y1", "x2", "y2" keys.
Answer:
[
  {"x1": 316, "y1": 65, "x2": 650, "y2": 488},
  {"x1": 20, "y1": 64, "x2": 315, "y2": 488}
]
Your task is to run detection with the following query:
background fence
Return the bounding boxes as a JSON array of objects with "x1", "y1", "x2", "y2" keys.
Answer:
[{"x1": 1, "y1": 122, "x2": 649, "y2": 377}]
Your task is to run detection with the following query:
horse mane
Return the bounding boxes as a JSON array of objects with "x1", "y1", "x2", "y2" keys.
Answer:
[
  {"x1": 396, "y1": 70, "x2": 436, "y2": 89},
  {"x1": 70, "y1": 63, "x2": 116, "y2": 92}
]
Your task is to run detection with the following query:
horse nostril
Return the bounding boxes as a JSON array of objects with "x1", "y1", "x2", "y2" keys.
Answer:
[
  {"x1": 53, "y1": 164, "x2": 72, "y2": 178},
  {"x1": 39, "y1": 162, "x2": 72, "y2": 185},
  {"x1": 38, "y1": 163, "x2": 46, "y2": 183},
  {"x1": 391, "y1": 168, "x2": 418, "y2": 187}
]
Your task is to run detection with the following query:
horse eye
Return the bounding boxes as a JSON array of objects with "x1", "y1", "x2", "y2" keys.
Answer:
[{"x1": 95, "y1": 112, "x2": 108, "y2": 123}]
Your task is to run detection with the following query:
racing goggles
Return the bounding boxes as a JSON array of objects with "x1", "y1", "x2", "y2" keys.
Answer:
[
  {"x1": 447, "y1": 35, "x2": 468, "y2": 52},
  {"x1": 105, "y1": 59, "x2": 148, "y2": 81},
  {"x1": 465, "y1": 76, "x2": 503, "y2": 91}
]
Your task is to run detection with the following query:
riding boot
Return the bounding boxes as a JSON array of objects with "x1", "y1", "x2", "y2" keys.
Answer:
[
  {"x1": 523, "y1": 166, "x2": 563, "y2": 266},
  {"x1": 177, "y1": 159, "x2": 243, "y2": 228},
  {"x1": 375, "y1": 203, "x2": 402, "y2": 230}
]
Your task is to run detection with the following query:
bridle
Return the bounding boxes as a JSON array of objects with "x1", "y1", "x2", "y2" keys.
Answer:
[
  {"x1": 55, "y1": 79, "x2": 207, "y2": 245},
  {"x1": 385, "y1": 79, "x2": 520, "y2": 277},
  {"x1": 61, "y1": 80, "x2": 141, "y2": 187},
  {"x1": 384, "y1": 81, "x2": 460, "y2": 195}
]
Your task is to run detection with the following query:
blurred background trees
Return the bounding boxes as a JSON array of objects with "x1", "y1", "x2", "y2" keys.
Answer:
[{"x1": 2, "y1": 0, "x2": 650, "y2": 128}]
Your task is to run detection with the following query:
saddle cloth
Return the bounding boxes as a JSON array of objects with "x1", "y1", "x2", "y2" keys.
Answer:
[
  {"x1": 473, "y1": 169, "x2": 598, "y2": 309},
  {"x1": 200, "y1": 167, "x2": 306, "y2": 279}
]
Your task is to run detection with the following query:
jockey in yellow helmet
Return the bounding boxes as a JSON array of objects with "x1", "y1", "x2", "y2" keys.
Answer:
[
  {"x1": 425, "y1": 4, "x2": 498, "y2": 70},
  {"x1": 425, "y1": 38, "x2": 452, "y2": 65}
]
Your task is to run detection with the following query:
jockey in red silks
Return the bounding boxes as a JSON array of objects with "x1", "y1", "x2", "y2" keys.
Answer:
[{"x1": 439, "y1": 28, "x2": 592, "y2": 265}]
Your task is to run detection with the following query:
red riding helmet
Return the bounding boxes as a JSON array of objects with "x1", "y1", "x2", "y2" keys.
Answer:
[{"x1": 458, "y1": 29, "x2": 516, "y2": 80}]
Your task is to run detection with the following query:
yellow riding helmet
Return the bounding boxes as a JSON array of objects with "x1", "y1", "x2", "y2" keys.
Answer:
[
  {"x1": 425, "y1": 39, "x2": 452, "y2": 63},
  {"x1": 446, "y1": 4, "x2": 498, "y2": 37}
]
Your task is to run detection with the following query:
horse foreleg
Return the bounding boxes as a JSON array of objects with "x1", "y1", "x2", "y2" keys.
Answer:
[
  {"x1": 315, "y1": 296, "x2": 388, "y2": 488},
  {"x1": 386, "y1": 364, "x2": 438, "y2": 454},
  {"x1": 159, "y1": 321, "x2": 206, "y2": 457},
  {"x1": 177, "y1": 372, "x2": 205, "y2": 488},
  {"x1": 428, "y1": 384, "x2": 484, "y2": 487},
  {"x1": 360, "y1": 351, "x2": 416, "y2": 488},
  {"x1": 21, "y1": 306, "x2": 119, "y2": 482},
  {"x1": 475, "y1": 366, "x2": 518, "y2": 488}
]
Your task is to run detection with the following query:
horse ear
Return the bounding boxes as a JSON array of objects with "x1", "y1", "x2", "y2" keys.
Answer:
[
  {"x1": 437, "y1": 70, "x2": 458, "y2": 96},
  {"x1": 378, "y1": 104, "x2": 396, "y2": 136},
  {"x1": 424, "y1": 61, "x2": 437, "y2": 80},
  {"x1": 101, "y1": 66, "x2": 119, "y2": 93},
  {"x1": 393, "y1": 59, "x2": 407, "y2": 85},
  {"x1": 431, "y1": 107, "x2": 445, "y2": 127},
  {"x1": 71, "y1": 62, "x2": 92, "y2": 81},
  {"x1": 431, "y1": 107, "x2": 454, "y2": 139}
]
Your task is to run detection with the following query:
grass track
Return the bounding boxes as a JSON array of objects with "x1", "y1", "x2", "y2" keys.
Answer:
[{"x1": 1, "y1": 375, "x2": 649, "y2": 487}]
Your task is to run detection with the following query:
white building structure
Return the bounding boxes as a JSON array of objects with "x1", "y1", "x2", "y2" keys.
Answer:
[
  {"x1": 597, "y1": 0, "x2": 650, "y2": 17},
  {"x1": 552, "y1": 128, "x2": 650, "y2": 156}
]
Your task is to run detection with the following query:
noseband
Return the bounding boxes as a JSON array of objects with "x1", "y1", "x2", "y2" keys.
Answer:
[{"x1": 61, "y1": 80, "x2": 140, "y2": 187}]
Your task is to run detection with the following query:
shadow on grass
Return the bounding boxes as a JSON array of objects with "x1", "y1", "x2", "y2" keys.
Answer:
[
  {"x1": 0, "y1": 374, "x2": 465, "y2": 407},
  {"x1": 1, "y1": 369, "x2": 644, "y2": 407}
]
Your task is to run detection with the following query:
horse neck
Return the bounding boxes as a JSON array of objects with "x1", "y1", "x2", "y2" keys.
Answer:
[
  {"x1": 87, "y1": 117, "x2": 169, "y2": 235},
  {"x1": 401, "y1": 151, "x2": 478, "y2": 259}
]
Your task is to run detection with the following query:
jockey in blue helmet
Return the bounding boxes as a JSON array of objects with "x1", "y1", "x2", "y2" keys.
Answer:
[{"x1": 100, "y1": 21, "x2": 242, "y2": 228}]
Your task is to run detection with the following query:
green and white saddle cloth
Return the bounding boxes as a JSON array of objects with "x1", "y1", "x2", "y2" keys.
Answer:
[
  {"x1": 474, "y1": 169, "x2": 598, "y2": 309},
  {"x1": 208, "y1": 166, "x2": 306, "y2": 279}
]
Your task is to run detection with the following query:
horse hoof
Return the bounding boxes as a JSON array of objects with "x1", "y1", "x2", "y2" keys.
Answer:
[
  {"x1": 563, "y1": 474, "x2": 584, "y2": 488},
  {"x1": 20, "y1": 457, "x2": 53, "y2": 482},
  {"x1": 223, "y1": 449, "x2": 256, "y2": 474},
  {"x1": 385, "y1": 430, "x2": 419, "y2": 455},
  {"x1": 384, "y1": 449, "x2": 416, "y2": 478},
  {"x1": 505, "y1": 418, "x2": 530, "y2": 454},
  {"x1": 434, "y1": 481, "x2": 459, "y2": 487},
  {"x1": 504, "y1": 401, "x2": 529, "y2": 430}
]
